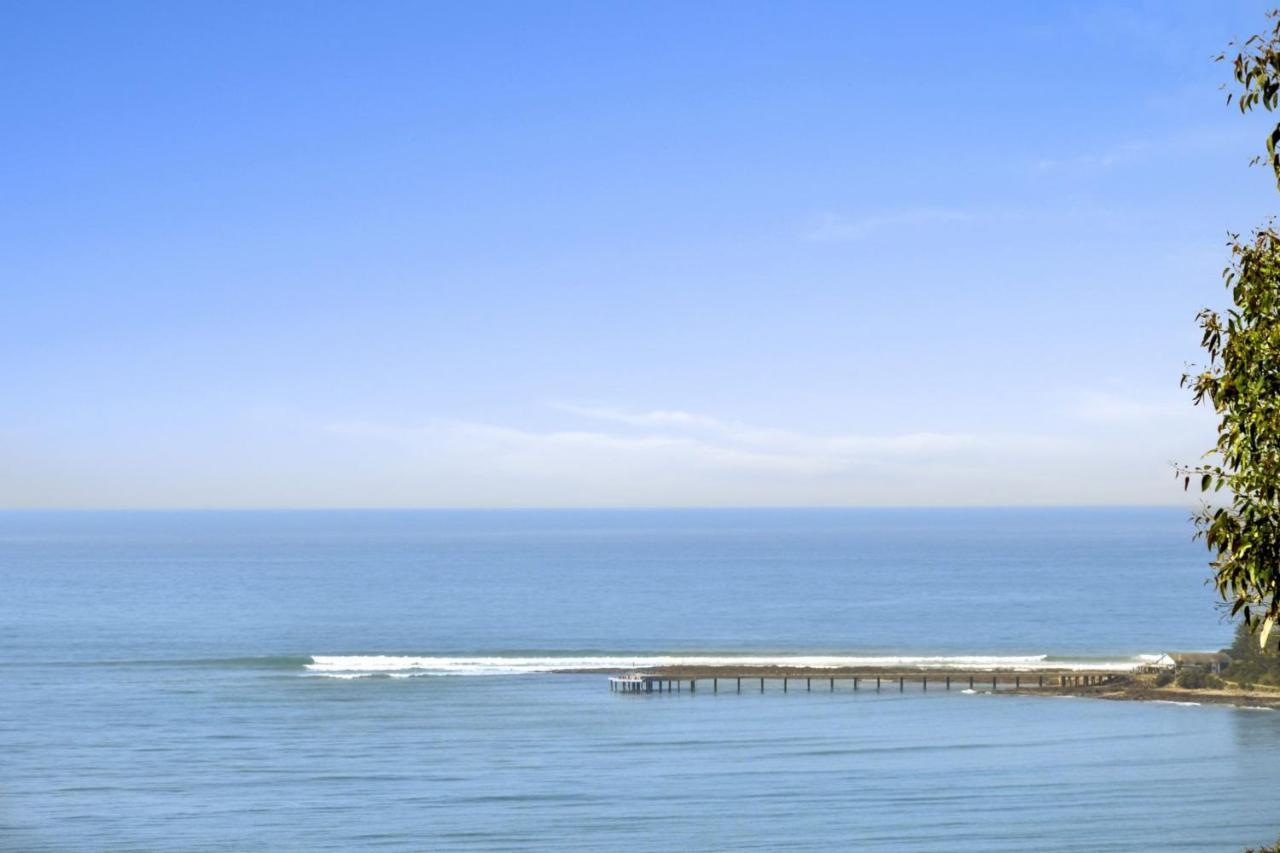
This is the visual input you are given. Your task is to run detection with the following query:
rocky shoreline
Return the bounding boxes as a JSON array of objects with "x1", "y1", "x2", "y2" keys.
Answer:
[
  {"x1": 1025, "y1": 676, "x2": 1280, "y2": 709},
  {"x1": 587, "y1": 665, "x2": 1280, "y2": 709}
]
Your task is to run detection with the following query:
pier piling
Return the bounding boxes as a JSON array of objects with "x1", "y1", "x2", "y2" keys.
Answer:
[{"x1": 612, "y1": 666, "x2": 1128, "y2": 700}]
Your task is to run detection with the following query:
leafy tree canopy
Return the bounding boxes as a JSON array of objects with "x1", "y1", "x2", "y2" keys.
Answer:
[
  {"x1": 1223, "y1": 620, "x2": 1280, "y2": 686},
  {"x1": 1183, "y1": 12, "x2": 1280, "y2": 646}
]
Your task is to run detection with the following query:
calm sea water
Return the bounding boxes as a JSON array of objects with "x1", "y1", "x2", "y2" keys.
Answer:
[{"x1": 3, "y1": 508, "x2": 1279, "y2": 851}]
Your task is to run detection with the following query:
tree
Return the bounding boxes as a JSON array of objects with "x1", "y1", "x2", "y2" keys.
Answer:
[
  {"x1": 1223, "y1": 619, "x2": 1280, "y2": 686},
  {"x1": 1181, "y1": 11, "x2": 1280, "y2": 648}
]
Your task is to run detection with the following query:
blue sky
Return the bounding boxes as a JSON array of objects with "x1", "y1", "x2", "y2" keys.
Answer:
[{"x1": 3, "y1": 1, "x2": 1276, "y2": 508}]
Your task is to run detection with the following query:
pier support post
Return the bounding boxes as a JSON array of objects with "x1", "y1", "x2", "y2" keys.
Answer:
[
  {"x1": 899, "y1": 677, "x2": 904, "y2": 692},
  {"x1": 969, "y1": 676, "x2": 974, "y2": 689},
  {"x1": 830, "y1": 678, "x2": 834, "y2": 691},
  {"x1": 854, "y1": 677, "x2": 859, "y2": 690},
  {"x1": 1039, "y1": 675, "x2": 1043, "y2": 688},
  {"x1": 876, "y1": 677, "x2": 880, "y2": 692},
  {"x1": 992, "y1": 676, "x2": 997, "y2": 691},
  {"x1": 923, "y1": 676, "x2": 928, "y2": 691},
  {"x1": 760, "y1": 678, "x2": 764, "y2": 693},
  {"x1": 807, "y1": 678, "x2": 811, "y2": 692},
  {"x1": 714, "y1": 678, "x2": 718, "y2": 693},
  {"x1": 1015, "y1": 676, "x2": 1020, "y2": 689},
  {"x1": 690, "y1": 679, "x2": 696, "y2": 693},
  {"x1": 737, "y1": 677, "x2": 741, "y2": 693},
  {"x1": 946, "y1": 676, "x2": 950, "y2": 690}
]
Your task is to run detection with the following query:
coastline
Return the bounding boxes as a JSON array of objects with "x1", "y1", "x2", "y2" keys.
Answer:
[
  {"x1": 1025, "y1": 677, "x2": 1280, "y2": 709},
  {"x1": 590, "y1": 664, "x2": 1280, "y2": 709}
]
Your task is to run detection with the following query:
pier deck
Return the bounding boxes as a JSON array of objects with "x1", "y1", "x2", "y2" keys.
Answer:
[{"x1": 608, "y1": 667, "x2": 1128, "y2": 693}]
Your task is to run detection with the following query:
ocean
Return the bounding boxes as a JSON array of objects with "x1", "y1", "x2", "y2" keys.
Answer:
[{"x1": 3, "y1": 508, "x2": 1279, "y2": 851}]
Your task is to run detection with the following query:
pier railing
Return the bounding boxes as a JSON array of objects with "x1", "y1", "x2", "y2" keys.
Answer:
[{"x1": 609, "y1": 670, "x2": 1123, "y2": 694}]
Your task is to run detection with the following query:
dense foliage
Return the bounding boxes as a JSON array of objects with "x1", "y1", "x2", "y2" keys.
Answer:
[
  {"x1": 1182, "y1": 12, "x2": 1280, "y2": 644},
  {"x1": 1223, "y1": 619, "x2": 1280, "y2": 686},
  {"x1": 1174, "y1": 668, "x2": 1224, "y2": 690}
]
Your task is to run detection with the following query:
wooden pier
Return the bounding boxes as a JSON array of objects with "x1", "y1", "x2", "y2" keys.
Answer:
[{"x1": 609, "y1": 668, "x2": 1126, "y2": 694}]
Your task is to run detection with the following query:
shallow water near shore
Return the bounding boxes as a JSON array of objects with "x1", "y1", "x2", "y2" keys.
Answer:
[{"x1": 4, "y1": 508, "x2": 1280, "y2": 851}]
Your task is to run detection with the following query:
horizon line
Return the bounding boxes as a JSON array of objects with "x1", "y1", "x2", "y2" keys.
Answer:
[{"x1": 0, "y1": 503, "x2": 1203, "y2": 513}]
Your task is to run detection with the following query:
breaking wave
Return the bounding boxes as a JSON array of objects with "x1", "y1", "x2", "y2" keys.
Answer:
[{"x1": 301, "y1": 653, "x2": 1158, "y2": 679}]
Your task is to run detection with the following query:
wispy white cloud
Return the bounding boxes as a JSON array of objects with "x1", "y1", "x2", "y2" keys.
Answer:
[
  {"x1": 1060, "y1": 388, "x2": 1210, "y2": 427},
  {"x1": 1068, "y1": 390, "x2": 1166, "y2": 424},
  {"x1": 550, "y1": 403, "x2": 992, "y2": 459},
  {"x1": 308, "y1": 405, "x2": 1105, "y2": 507},
  {"x1": 1031, "y1": 126, "x2": 1249, "y2": 174},
  {"x1": 801, "y1": 208, "x2": 974, "y2": 242},
  {"x1": 548, "y1": 403, "x2": 724, "y2": 430},
  {"x1": 7, "y1": 399, "x2": 1208, "y2": 509}
]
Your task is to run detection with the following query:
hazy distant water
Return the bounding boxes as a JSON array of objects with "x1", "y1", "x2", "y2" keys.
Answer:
[{"x1": 4, "y1": 508, "x2": 1280, "y2": 851}]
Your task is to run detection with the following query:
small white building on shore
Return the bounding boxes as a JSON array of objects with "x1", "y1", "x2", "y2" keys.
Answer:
[{"x1": 1148, "y1": 652, "x2": 1232, "y2": 674}]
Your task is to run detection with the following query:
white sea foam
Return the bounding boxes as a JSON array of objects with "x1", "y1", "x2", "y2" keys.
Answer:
[{"x1": 302, "y1": 653, "x2": 1154, "y2": 678}]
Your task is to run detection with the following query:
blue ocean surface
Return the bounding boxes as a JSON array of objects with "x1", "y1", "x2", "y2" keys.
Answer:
[{"x1": 3, "y1": 508, "x2": 1279, "y2": 851}]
